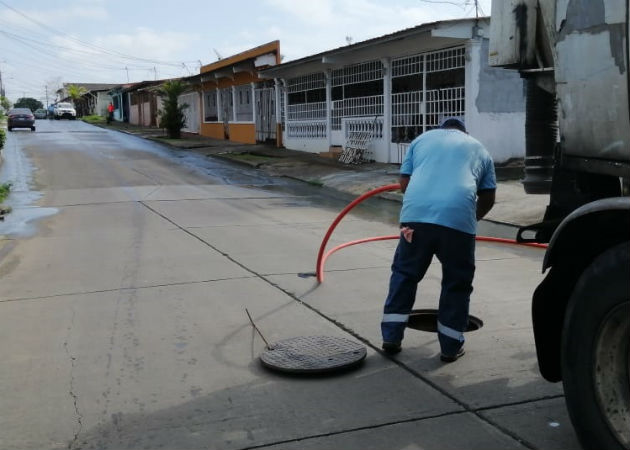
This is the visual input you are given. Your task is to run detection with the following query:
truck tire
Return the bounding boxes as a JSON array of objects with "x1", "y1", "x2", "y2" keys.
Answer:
[{"x1": 561, "y1": 242, "x2": 630, "y2": 450}]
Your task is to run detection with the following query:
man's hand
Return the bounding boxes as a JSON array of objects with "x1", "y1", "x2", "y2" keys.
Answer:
[
  {"x1": 476, "y1": 189, "x2": 495, "y2": 221},
  {"x1": 399, "y1": 175, "x2": 410, "y2": 193}
]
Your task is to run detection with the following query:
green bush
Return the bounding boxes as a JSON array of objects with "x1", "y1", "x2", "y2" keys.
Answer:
[
  {"x1": 0, "y1": 182, "x2": 11, "y2": 204},
  {"x1": 157, "y1": 80, "x2": 188, "y2": 139},
  {"x1": 0, "y1": 128, "x2": 5, "y2": 149},
  {"x1": 81, "y1": 115, "x2": 105, "y2": 125}
]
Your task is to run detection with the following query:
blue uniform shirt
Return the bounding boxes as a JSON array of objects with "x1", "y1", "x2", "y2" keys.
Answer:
[{"x1": 399, "y1": 128, "x2": 496, "y2": 235}]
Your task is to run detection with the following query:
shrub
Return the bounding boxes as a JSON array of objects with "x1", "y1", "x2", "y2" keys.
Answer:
[
  {"x1": 0, "y1": 182, "x2": 11, "y2": 204},
  {"x1": 0, "y1": 128, "x2": 5, "y2": 149},
  {"x1": 157, "y1": 80, "x2": 188, "y2": 139}
]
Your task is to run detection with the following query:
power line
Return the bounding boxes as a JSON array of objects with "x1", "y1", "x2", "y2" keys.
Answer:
[{"x1": 0, "y1": 1, "x2": 196, "y2": 68}]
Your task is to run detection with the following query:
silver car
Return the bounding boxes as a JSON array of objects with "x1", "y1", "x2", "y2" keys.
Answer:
[{"x1": 7, "y1": 108, "x2": 35, "y2": 131}]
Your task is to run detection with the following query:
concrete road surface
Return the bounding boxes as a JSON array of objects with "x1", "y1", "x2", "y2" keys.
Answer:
[{"x1": 0, "y1": 120, "x2": 582, "y2": 450}]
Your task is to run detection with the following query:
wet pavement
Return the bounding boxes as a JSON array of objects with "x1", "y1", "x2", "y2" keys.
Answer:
[
  {"x1": 0, "y1": 119, "x2": 581, "y2": 450},
  {"x1": 103, "y1": 121, "x2": 550, "y2": 230}
]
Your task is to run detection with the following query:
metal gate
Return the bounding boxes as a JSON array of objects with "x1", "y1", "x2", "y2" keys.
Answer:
[
  {"x1": 255, "y1": 87, "x2": 276, "y2": 142},
  {"x1": 179, "y1": 92, "x2": 200, "y2": 133},
  {"x1": 220, "y1": 88, "x2": 233, "y2": 139}
]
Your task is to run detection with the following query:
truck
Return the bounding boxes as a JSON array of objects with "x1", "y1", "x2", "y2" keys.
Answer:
[{"x1": 489, "y1": 1, "x2": 629, "y2": 449}]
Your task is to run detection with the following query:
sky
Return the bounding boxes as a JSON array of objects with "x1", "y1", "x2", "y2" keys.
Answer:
[{"x1": 0, "y1": 0, "x2": 491, "y2": 104}]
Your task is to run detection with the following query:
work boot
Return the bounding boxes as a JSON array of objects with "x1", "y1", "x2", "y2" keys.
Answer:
[
  {"x1": 440, "y1": 347, "x2": 465, "y2": 363},
  {"x1": 382, "y1": 342, "x2": 402, "y2": 355}
]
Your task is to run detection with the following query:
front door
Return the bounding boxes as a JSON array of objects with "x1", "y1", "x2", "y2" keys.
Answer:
[{"x1": 255, "y1": 87, "x2": 276, "y2": 142}]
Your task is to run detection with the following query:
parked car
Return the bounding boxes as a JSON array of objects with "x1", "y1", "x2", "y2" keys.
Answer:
[
  {"x1": 7, "y1": 108, "x2": 35, "y2": 131},
  {"x1": 54, "y1": 102, "x2": 76, "y2": 120},
  {"x1": 34, "y1": 109, "x2": 47, "y2": 119}
]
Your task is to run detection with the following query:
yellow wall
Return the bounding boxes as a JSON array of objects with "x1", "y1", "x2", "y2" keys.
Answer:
[
  {"x1": 200, "y1": 123, "x2": 224, "y2": 139},
  {"x1": 229, "y1": 123, "x2": 256, "y2": 144},
  {"x1": 199, "y1": 122, "x2": 255, "y2": 144}
]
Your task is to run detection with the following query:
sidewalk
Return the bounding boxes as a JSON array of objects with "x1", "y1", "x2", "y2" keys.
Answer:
[{"x1": 101, "y1": 122, "x2": 549, "y2": 227}]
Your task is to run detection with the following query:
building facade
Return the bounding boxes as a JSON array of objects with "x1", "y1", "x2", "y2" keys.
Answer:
[
  {"x1": 262, "y1": 18, "x2": 526, "y2": 164},
  {"x1": 199, "y1": 41, "x2": 281, "y2": 145}
]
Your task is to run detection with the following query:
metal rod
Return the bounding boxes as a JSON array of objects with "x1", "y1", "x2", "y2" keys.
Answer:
[{"x1": 245, "y1": 308, "x2": 271, "y2": 349}]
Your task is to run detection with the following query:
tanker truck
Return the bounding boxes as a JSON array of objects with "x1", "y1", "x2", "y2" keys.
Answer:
[{"x1": 488, "y1": 1, "x2": 629, "y2": 449}]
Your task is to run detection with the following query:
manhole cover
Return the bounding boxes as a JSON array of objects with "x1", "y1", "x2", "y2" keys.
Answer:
[
  {"x1": 260, "y1": 336, "x2": 366, "y2": 374},
  {"x1": 407, "y1": 309, "x2": 483, "y2": 333}
]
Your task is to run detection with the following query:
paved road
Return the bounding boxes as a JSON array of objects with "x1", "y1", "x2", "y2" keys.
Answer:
[{"x1": 0, "y1": 120, "x2": 582, "y2": 450}]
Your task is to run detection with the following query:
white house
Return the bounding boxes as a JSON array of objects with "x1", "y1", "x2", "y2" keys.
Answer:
[{"x1": 261, "y1": 18, "x2": 526, "y2": 164}]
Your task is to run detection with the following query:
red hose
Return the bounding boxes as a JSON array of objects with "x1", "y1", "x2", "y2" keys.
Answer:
[{"x1": 316, "y1": 184, "x2": 548, "y2": 283}]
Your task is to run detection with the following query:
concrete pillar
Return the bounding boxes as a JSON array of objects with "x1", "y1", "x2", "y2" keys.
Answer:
[
  {"x1": 325, "y1": 69, "x2": 332, "y2": 149},
  {"x1": 217, "y1": 88, "x2": 223, "y2": 122},
  {"x1": 232, "y1": 86, "x2": 237, "y2": 122},
  {"x1": 274, "y1": 78, "x2": 282, "y2": 147},
  {"x1": 381, "y1": 58, "x2": 392, "y2": 163},
  {"x1": 251, "y1": 82, "x2": 257, "y2": 125}
]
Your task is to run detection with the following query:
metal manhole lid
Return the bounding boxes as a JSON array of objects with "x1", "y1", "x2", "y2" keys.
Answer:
[{"x1": 260, "y1": 336, "x2": 366, "y2": 374}]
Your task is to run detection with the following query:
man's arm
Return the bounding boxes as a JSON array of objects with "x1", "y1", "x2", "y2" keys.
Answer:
[
  {"x1": 476, "y1": 189, "x2": 495, "y2": 221},
  {"x1": 399, "y1": 174, "x2": 410, "y2": 193}
]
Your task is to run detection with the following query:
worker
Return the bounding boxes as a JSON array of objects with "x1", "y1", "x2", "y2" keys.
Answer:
[
  {"x1": 107, "y1": 102, "x2": 114, "y2": 124},
  {"x1": 381, "y1": 117, "x2": 496, "y2": 362}
]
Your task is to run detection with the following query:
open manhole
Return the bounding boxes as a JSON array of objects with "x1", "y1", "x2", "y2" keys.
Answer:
[
  {"x1": 407, "y1": 309, "x2": 483, "y2": 333},
  {"x1": 260, "y1": 335, "x2": 366, "y2": 375}
]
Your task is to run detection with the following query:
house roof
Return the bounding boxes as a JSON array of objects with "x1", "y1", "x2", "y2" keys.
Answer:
[
  {"x1": 261, "y1": 17, "x2": 488, "y2": 76},
  {"x1": 200, "y1": 40, "x2": 280, "y2": 75},
  {"x1": 63, "y1": 83, "x2": 121, "y2": 93}
]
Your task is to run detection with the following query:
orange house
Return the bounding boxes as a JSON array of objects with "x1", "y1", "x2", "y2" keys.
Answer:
[{"x1": 200, "y1": 41, "x2": 281, "y2": 145}]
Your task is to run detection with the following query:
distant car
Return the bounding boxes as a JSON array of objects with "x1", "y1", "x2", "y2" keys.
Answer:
[
  {"x1": 7, "y1": 108, "x2": 35, "y2": 131},
  {"x1": 34, "y1": 109, "x2": 47, "y2": 119},
  {"x1": 54, "y1": 102, "x2": 76, "y2": 120}
]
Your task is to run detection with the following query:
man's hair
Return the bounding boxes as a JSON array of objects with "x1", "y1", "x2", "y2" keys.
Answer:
[{"x1": 440, "y1": 117, "x2": 466, "y2": 133}]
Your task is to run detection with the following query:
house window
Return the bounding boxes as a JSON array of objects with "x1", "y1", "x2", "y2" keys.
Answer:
[
  {"x1": 203, "y1": 90, "x2": 218, "y2": 122},
  {"x1": 391, "y1": 46, "x2": 466, "y2": 143},
  {"x1": 219, "y1": 88, "x2": 233, "y2": 122},
  {"x1": 234, "y1": 84, "x2": 253, "y2": 121},
  {"x1": 331, "y1": 60, "x2": 384, "y2": 130},
  {"x1": 286, "y1": 72, "x2": 326, "y2": 121}
]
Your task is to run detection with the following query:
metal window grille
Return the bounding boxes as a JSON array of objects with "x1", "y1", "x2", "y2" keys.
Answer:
[
  {"x1": 392, "y1": 55, "x2": 423, "y2": 78},
  {"x1": 425, "y1": 87, "x2": 465, "y2": 128},
  {"x1": 234, "y1": 85, "x2": 253, "y2": 121},
  {"x1": 219, "y1": 88, "x2": 233, "y2": 123},
  {"x1": 288, "y1": 102, "x2": 326, "y2": 120},
  {"x1": 203, "y1": 90, "x2": 218, "y2": 122},
  {"x1": 332, "y1": 60, "x2": 383, "y2": 86},
  {"x1": 390, "y1": 47, "x2": 466, "y2": 145},
  {"x1": 279, "y1": 84, "x2": 286, "y2": 125},
  {"x1": 287, "y1": 121, "x2": 327, "y2": 139},
  {"x1": 331, "y1": 95, "x2": 384, "y2": 130},
  {"x1": 425, "y1": 46, "x2": 465, "y2": 73},
  {"x1": 287, "y1": 73, "x2": 326, "y2": 93},
  {"x1": 392, "y1": 91, "x2": 423, "y2": 127}
]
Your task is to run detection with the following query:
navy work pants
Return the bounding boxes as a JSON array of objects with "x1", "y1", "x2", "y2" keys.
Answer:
[{"x1": 381, "y1": 222, "x2": 475, "y2": 356}]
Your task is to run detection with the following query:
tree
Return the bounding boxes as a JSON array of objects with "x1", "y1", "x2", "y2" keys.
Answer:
[
  {"x1": 157, "y1": 80, "x2": 188, "y2": 139},
  {"x1": 66, "y1": 84, "x2": 88, "y2": 116},
  {"x1": 0, "y1": 96, "x2": 11, "y2": 112},
  {"x1": 14, "y1": 97, "x2": 43, "y2": 111}
]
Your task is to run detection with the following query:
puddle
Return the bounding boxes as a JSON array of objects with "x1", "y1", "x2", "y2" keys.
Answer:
[{"x1": 0, "y1": 137, "x2": 58, "y2": 237}]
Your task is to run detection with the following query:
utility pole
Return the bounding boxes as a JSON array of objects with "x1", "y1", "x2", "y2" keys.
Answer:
[
  {"x1": 125, "y1": 66, "x2": 129, "y2": 83},
  {"x1": 45, "y1": 85, "x2": 48, "y2": 108},
  {"x1": 153, "y1": 66, "x2": 157, "y2": 80}
]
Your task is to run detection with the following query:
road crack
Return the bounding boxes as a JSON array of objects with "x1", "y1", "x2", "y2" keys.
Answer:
[{"x1": 63, "y1": 307, "x2": 83, "y2": 450}]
